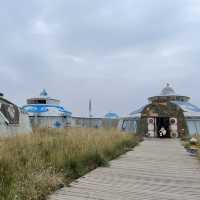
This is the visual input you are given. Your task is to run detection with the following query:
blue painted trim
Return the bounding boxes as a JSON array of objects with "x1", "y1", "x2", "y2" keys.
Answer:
[{"x1": 22, "y1": 104, "x2": 72, "y2": 115}]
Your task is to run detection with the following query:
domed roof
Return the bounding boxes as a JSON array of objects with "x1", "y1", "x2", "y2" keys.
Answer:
[
  {"x1": 105, "y1": 112, "x2": 119, "y2": 119},
  {"x1": 160, "y1": 83, "x2": 176, "y2": 96},
  {"x1": 148, "y1": 83, "x2": 190, "y2": 102}
]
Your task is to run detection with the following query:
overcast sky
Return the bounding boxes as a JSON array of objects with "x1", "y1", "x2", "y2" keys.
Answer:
[{"x1": 0, "y1": 0, "x2": 200, "y2": 116}]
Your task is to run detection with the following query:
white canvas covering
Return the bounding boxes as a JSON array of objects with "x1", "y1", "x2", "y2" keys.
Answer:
[{"x1": 0, "y1": 109, "x2": 32, "y2": 136}]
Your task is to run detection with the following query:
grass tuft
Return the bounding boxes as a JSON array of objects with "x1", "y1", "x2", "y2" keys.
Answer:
[{"x1": 0, "y1": 128, "x2": 139, "y2": 200}]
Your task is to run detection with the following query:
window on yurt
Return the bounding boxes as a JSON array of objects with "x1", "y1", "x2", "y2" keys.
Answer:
[
  {"x1": 37, "y1": 99, "x2": 46, "y2": 104},
  {"x1": 28, "y1": 99, "x2": 46, "y2": 104},
  {"x1": 195, "y1": 120, "x2": 200, "y2": 135},
  {"x1": 130, "y1": 120, "x2": 137, "y2": 133},
  {"x1": 187, "y1": 120, "x2": 198, "y2": 136},
  {"x1": 122, "y1": 120, "x2": 128, "y2": 131},
  {"x1": 122, "y1": 120, "x2": 137, "y2": 133},
  {"x1": 134, "y1": 120, "x2": 138, "y2": 133}
]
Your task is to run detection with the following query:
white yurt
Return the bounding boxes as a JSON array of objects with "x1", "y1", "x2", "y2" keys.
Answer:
[{"x1": 23, "y1": 89, "x2": 72, "y2": 129}]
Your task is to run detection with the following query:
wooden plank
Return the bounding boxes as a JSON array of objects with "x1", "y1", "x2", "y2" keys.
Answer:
[{"x1": 49, "y1": 139, "x2": 200, "y2": 200}]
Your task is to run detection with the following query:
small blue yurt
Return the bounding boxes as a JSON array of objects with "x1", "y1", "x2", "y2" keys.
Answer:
[{"x1": 105, "y1": 112, "x2": 119, "y2": 119}]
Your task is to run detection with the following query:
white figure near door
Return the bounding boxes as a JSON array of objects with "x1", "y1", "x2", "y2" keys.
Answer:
[{"x1": 159, "y1": 127, "x2": 167, "y2": 137}]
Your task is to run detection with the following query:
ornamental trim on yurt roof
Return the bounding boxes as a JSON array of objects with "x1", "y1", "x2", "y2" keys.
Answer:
[
  {"x1": 23, "y1": 104, "x2": 72, "y2": 117},
  {"x1": 160, "y1": 83, "x2": 176, "y2": 96}
]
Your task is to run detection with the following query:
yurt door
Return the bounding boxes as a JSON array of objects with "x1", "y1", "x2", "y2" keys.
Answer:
[{"x1": 157, "y1": 117, "x2": 170, "y2": 138}]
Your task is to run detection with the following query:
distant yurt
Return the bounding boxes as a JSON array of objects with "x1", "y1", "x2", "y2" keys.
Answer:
[
  {"x1": 104, "y1": 112, "x2": 119, "y2": 129},
  {"x1": 22, "y1": 89, "x2": 72, "y2": 129},
  {"x1": 71, "y1": 113, "x2": 120, "y2": 129},
  {"x1": 0, "y1": 93, "x2": 32, "y2": 136},
  {"x1": 71, "y1": 117, "x2": 102, "y2": 128},
  {"x1": 105, "y1": 112, "x2": 119, "y2": 119},
  {"x1": 119, "y1": 84, "x2": 200, "y2": 138}
]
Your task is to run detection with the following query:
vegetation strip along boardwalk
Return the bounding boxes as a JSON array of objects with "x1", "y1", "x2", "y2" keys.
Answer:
[{"x1": 49, "y1": 139, "x2": 200, "y2": 200}]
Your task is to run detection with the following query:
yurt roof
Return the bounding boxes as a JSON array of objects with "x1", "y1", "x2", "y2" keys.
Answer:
[
  {"x1": 105, "y1": 112, "x2": 119, "y2": 119},
  {"x1": 172, "y1": 101, "x2": 200, "y2": 117},
  {"x1": 148, "y1": 83, "x2": 190, "y2": 102}
]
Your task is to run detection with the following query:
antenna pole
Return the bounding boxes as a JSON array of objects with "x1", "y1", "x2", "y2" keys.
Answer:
[{"x1": 89, "y1": 99, "x2": 92, "y2": 118}]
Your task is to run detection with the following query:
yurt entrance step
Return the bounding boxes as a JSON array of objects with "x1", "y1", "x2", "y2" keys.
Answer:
[{"x1": 147, "y1": 117, "x2": 178, "y2": 138}]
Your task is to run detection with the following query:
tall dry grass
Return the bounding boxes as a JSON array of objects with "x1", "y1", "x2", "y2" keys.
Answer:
[{"x1": 0, "y1": 128, "x2": 139, "y2": 200}]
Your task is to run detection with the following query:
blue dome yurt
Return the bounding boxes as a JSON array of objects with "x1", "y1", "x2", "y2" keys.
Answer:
[
  {"x1": 23, "y1": 89, "x2": 72, "y2": 129},
  {"x1": 105, "y1": 112, "x2": 119, "y2": 119}
]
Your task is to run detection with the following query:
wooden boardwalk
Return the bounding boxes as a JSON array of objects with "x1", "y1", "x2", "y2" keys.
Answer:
[{"x1": 49, "y1": 139, "x2": 200, "y2": 200}]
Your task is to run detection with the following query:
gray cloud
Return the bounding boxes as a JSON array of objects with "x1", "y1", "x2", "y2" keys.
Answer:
[{"x1": 0, "y1": 0, "x2": 200, "y2": 116}]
